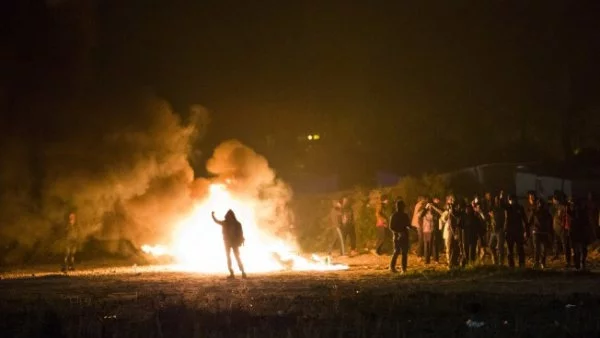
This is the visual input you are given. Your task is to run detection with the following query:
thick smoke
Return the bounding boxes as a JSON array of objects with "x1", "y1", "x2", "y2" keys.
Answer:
[
  {"x1": 0, "y1": 93, "x2": 208, "y2": 262},
  {"x1": 206, "y1": 140, "x2": 293, "y2": 237}
]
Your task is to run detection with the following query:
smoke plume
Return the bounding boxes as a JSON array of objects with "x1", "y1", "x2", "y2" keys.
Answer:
[
  {"x1": 0, "y1": 92, "x2": 209, "y2": 262},
  {"x1": 206, "y1": 140, "x2": 293, "y2": 236}
]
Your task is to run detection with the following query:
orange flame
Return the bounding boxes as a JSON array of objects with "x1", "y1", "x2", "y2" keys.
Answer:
[{"x1": 142, "y1": 183, "x2": 347, "y2": 273}]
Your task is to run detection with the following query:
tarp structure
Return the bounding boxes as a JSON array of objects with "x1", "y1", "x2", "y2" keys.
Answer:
[{"x1": 516, "y1": 173, "x2": 572, "y2": 199}]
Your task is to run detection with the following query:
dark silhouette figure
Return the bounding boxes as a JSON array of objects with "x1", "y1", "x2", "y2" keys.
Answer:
[
  {"x1": 504, "y1": 194, "x2": 527, "y2": 268},
  {"x1": 62, "y1": 211, "x2": 79, "y2": 272},
  {"x1": 461, "y1": 205, "x2": 481, "y2": 266},
  {"x1": 530, "y1": 199, "x2": 553, "y2": 269},
  {"x1": 389, "y1": 200, "x2": 415, "y2": 273},
  {"x1": 211, "y1": 210, "x2": 246, "y2": 279}
]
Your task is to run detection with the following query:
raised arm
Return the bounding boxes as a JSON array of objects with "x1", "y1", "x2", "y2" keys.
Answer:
[{"x1": 211, "y1": 212, "x2": 224, "y2": 226}]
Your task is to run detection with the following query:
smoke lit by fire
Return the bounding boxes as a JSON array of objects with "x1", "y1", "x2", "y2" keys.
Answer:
[{"x1": 141, "y1": 140, "x2": 347, "y2": 273}]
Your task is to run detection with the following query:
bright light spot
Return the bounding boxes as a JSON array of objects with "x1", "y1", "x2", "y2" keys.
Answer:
[
  {"x1": 141, "y1": 244, "x2": 169, "y2": 256},
  {"x1": 307, "y1": 135, "x2": 313, "y2": 140},
  {"x1": 313, "y1": 134, "x2": 320, "y2": 140},
  {"x1": 142, "y1": 183, "x2": 347, "y2": 273}
]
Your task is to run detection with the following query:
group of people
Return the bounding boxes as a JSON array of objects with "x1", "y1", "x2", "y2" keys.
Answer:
[{"x1": 380, "y1": 191, "x2": 599, "y2": 273}]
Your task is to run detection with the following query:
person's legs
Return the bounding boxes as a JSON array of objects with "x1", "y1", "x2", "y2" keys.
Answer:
[
  {"x1": 541, "y1": 234, "x2": 550, "y2": 267},
  {"x1": 417, "y1": 227, "x2": 424, "y2": 257},
  {"x1": 445, "y1": 237, "x2": 453, "y2": 267},
  {"x1": 572, "y1": 242, "x2": 582, "y2": 270},
  {"x1": 498, "y1": 232, "x2": 506, "y2": 266},
  {"x1": 432, "y1": 230, "x2": 440, "y2": 262},
  {"x1": 553, "y1": 231, "x2": 563, "y2": 261},
  {"x1": 69, "y1": 246, "x2": 76, "y2": 269},
  {"x1": 469, "y1": 240, "x2": 477, "y2": 264},
  {"x1": 581, "y1": 242, "x2": 588, "y2": 270},
  {"x1": 462, "y1": 236, "x2": 470, "y2": 265},
  {"x1": 225, "y1": 244, "x2": 234, "y2": 277},
  {"x1": 423, "y1": 232, "x2": 432, "y2": 264},
  {"x1": 401, "y1": 238, "x2": 409, "y2": 273},
  {"x1": 533, "y1": 234, "x2": 542, "y2": 267},
  {"x1": 232, "y1": 246, "x2": 246, "y2": 278},
  {"x1": 347, "y1": 225, "x2": 357, "y2": 252},
  {"x1": 506, "y1": 236, "x2": 515, "y2": 268},
  {"x1": 389, "y1": 236, "x2": 400, "y2": 272},
  {"x1": 329, "y1": 227, "x2": 345, "y2": 256},
  {"x1": 375, "y1": 227, "x2": 386, "y2": 254},
  {"x1": 451, "y1": 239, "x2": 461, "y2": 267},
  {"x1": 489, "y1": 233, "x2": 499, "y2": 265},
  {"x1": 516, "y1": 237, "x2": 525, "y2": 268},
  {"x1": 563, "y1": 232, "x2": 572, "y2": 267}
]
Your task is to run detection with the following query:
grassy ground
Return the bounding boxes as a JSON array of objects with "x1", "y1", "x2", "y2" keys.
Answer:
[{"x1": 1, "y1": 252, "x2": 600, "y2": 337}]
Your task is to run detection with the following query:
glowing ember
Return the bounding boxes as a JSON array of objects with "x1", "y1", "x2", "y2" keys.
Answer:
[{"x1": 142, "y1": 183, "x2": 347, "y2": 273}]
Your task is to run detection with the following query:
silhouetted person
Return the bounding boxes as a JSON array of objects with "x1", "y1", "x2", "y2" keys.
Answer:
[
  {"x1": 488, "y1": 197, "x2": 506, "y2": 265},
  {"x1": 211, "y1": 210, "x2": 246, "y2": 279},
  {"x1": 62, "y1": 211, "x2": 79, "y2": 272},
  {"x1": 420, "y1": 204, "x2": 436, "y2": 264},
  {"x1": 530, "y1": 199, "x2": 552, "y2": 269},
  {"x1": 504, "y1": 194, "x2": 526, "y2": 268},
  {"x1": 430, "y1": 197, "x2": 443, "y2": 263},
  {"x1": 328, "y1": 200, "x2": 345, "y2": 256},
  {"x1": 524, "y1": 191, "x2": 537, "y2": 256},
  {"x1": 389, "y1": 200, "x2": 415, "y2": 273},
  {"x1": 569, "y1": 199, "x2": 590, "y2": 271},
  {"x1": 373, "y1": 196, "x2": 390, "y2": 255},
  {"x1": 586, "y1": 192, "x2": 599, "y2": 240},
  {"x1": 552, "y1": 193, "x2": 571, "y2": 267},
  {"x1": 340, "y1": 197, "x2": 358, "y2": 256},
  {"x1": 412, "y1": 196, "x2": 427, "y2": 258},
  {"x1": 439, "y1": 196, "x2": 461, "y2": 269},
  {"x1": 461, "y1": 205, "x2": 480, "y2": 266},
  {"x1": 481, "y1": 192, "x2": 493, "y2": 214},
  {"x1": 473, "y1": 202, "x2": 489, "y2": 262}
]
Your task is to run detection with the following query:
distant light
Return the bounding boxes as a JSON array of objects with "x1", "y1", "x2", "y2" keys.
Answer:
[
  {"x1": 307, "y1": 135, "x2": 313, "y2": 140},
  {"x1": 313, "y1": 134, "x2": 320, "y2": 140}
]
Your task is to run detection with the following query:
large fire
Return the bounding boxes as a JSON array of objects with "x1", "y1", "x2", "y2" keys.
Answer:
[{"x1": 142, "y1": 183, "x2": 347, "y2": 273}]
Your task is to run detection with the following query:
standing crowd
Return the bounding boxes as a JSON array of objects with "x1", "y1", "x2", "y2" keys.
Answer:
[{"x1": 329, "y1": 191, "x2": 600, "y2": 274}]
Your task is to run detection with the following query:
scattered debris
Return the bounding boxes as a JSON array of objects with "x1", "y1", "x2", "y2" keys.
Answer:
[
  {"x1": 565, "y1": 304, "x2": 576, "y2": 309},
  {"x1": 103, "y1": 314, "x2": 117, "y2": 320}
]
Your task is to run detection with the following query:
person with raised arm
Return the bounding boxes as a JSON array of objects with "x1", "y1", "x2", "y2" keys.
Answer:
[{"x1": 211, "y1": 209, "x2": 247, "y2": 279}]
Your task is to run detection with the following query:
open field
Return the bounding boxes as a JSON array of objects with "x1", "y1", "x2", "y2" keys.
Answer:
[{"x1": 1, "y1": 253, "x2": 600, "y2": 338}]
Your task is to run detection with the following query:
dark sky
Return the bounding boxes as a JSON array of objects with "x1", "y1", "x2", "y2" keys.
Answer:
[{"x1": 2, "y1": 0, "x2": 600, "y2": 181}]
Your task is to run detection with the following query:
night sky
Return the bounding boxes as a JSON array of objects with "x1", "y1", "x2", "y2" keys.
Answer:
[{"x1": 2, "y1": 0, "x2": 600, "y2": 183}]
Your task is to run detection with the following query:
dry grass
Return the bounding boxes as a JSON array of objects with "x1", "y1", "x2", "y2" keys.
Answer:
[{"x1": 1, "y1": 252, "x2": 600, "y2": 337}]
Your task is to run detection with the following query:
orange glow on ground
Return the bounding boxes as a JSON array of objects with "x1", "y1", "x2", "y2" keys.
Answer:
[{"x1": 142, "y1": 184, "x2": 347, "y2": 273}]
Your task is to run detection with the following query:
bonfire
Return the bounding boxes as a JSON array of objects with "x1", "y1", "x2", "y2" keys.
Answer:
[{"x1": 142, "y1": 183, "x2": 347, "y2": 273}]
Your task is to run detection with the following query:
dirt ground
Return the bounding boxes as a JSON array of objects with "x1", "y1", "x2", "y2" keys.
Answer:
[{"x1": 1, "y1": 252, "x2": 599, "y2": 337}]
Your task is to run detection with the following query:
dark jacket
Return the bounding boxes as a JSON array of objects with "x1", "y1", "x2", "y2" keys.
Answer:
[
  {"x1": 463, "y1": 212, "x2": 483, "y2": 242},
  {"x1": 570, "y1": 205, "x2": 592, "y2": 243},
  {"x1": 504, "y1": 203, "x2": 526, "y2": 235},
  {"x1": 212, "y1": 212, "x2": 244, "y2": 247},
  {"x1": 531, "y1": 208, "x2": 552, "y2": 235},
  {"x1": 341, "y1": 205, "x2": 355, "y2": 229},
  {"x1": 389, "y1": 211, "x2": 411, "y2": 235}
]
